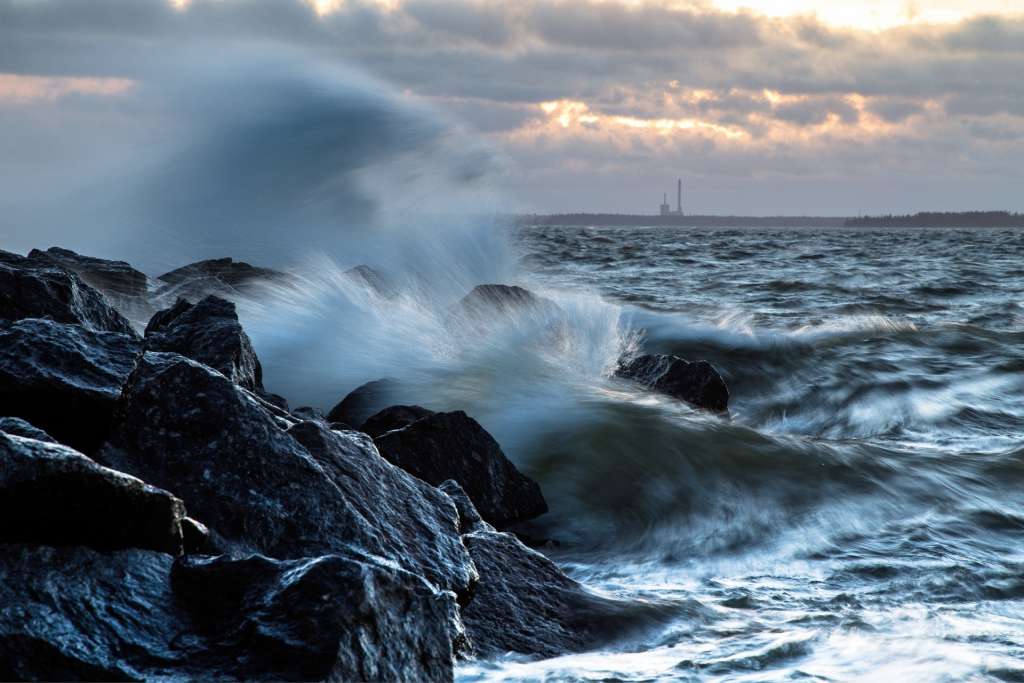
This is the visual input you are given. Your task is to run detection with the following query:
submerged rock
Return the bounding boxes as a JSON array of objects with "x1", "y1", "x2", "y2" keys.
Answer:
[
  {"x1": 145, "y1": 295, "x2": 263, "y2": 392},
  {"x1": 374, "y1": 410, "x2": 547, "y2": 528},
  {"x1": 99, "y1": 352, "x2": 475, "y2": 595},
  {"x1": 360, "y1": 404, "x2": 435, "y2": 437},
  {"x1": 0, "y1": 431, "x2": 184, "y2": 554},
  {"x1": 0, "y1": 249, "x2": 136, "y2": 334},
  {"x1": 28, "y1": 247, "x2": 149, "y2": 300},
  {"x1": 0, "y1": 319, "x2": 141, "y2": 453},
  {"x1": 173, "y1": 550, "x2": 462, "y2": 682},
  {"x1": 0, "y1": 544, "x2": 460, "y2": 682},
  {"x1": 327, "y1": 378, "x2": 401, "y2": 428},
  {"x1": 617, "y1": 353, "x2": 730, "y2": 413}
]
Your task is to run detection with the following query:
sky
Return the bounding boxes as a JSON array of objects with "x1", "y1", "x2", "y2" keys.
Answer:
[{"x1": 1, "y1": 0, "x2": 1023, "y2": 216}]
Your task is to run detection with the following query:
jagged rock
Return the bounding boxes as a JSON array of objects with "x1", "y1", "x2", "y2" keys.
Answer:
[
  {"x1": 0, "y1": 431, "x2": 184, "y2": 554},
  {"x1": 28, "y1": 247, "x2": 148, "y2": 300},
  {"x1": 0, "y1": 417, "x2": 56, "y2": 443},
  {"x1": 98, "y1": 352, "x2": 475, "y2": 595},
  {"x1": 0, "y1": 544, "x2": 461, "y2": 682},
  {"x1": 0, "y1": 319, "x2": 141, "y2": 453},
  {"x1": 327, "y1": 378, "x2": 400, "y2": 428},
  {"x1": 0, "y1": 249, "x2": 136, "y2": 334},
  {"x1": 181, "y1": 517, "x2": 220, "y2": 555},
  {"x1": 292, "y1": 405, "x2": 327, "y2": 423},
  {"x1": 345, "y1": 264, "x2": 398, "y2": 298},
  {"x1": 462, "y1": 530, "x2": 672, "y2": 659},
  {"x1": 154, "y1": 257, "x2": 290, "y2": 302},
  {"x1": 361, "y1": 404, "x2": 435, "y2": 437},
  {"x1": 144, "y1": 295, "x2": 263, "y2": 392},
  {"x1": 172, "y1": 551, "x2": 462, "y2": 682},
  {"x1": 616, "y1": 353, "x2": 730, "y2": 413},
  {"x1": 374, "y1": 410, "x2": 547, "y2": 528},
  {"x1": 447, "y1": 283, "x2": 563, "y2": 330},
  {"x1": 439, "y1": 479, "x2": 490, "y2": 534}
]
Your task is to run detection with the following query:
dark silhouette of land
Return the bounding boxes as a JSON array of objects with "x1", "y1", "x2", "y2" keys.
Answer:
[
  {"x1": 844, "y1": 211, "x2": 1024, "y2": 227},
  {"x1": 518, "y1": 211, "x2": 1024, "y2": 228}
]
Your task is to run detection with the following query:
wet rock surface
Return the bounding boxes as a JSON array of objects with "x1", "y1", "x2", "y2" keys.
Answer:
[
  {"x1": 99, "y1": 352, "x2": 475, "y2": 595},
  {"x1": 0, "y1": 319, "x2": 141, "y2": 453},
  {"x1": 144, "y1": 295, "x2": 263, "y2": 392},
  {"x1": 0, "y1": 431, "x2": 185, "y2": 554},
  {"x1": 361, "y1": 404, "x2": 435, "y2": 437},
  {"x1": 155, "y1": 257, "x2": 289, "y2": 302},
  {"x1": 28, "y1": 247, "x2": 149, "y2": 300},
  {"x1": 0, "y1": 417, "x2": 56, "y2": 443},
  {"x1": 0, "y1": 249, "x2": 136, "y2": 335},
  {"x1": 172, "y1": 550, "x2": 462, "y2": 682},
  {"x1": 374, "y1": 410, "x2": 548, "y2": 528},
  {"x1": 617, "y1": 353, "x2": 730, "y2": 413},
  {"x1": 327, "y1": 377, "x2": 401, "y2": 428}
]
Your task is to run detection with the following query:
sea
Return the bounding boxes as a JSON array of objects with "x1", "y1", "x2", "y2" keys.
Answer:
[{"x1": 445, "y1": 225, "x2": 1024, "y2": 682}]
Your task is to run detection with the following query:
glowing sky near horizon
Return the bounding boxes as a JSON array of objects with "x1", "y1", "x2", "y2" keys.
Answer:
[{"x1": 711, "y1": 0, "x2": 1021, "y2": 28}]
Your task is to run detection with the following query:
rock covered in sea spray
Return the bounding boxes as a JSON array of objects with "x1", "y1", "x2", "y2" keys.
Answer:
[
  {"x1": 617, "y1": 353, "x2": 730, "y2": 413},
  {"x1": 327, "y1": 377, "x2": 401, "y2": 428},
  {"x1": 154, "y1": 256, "x2": 291, "y2": 302},
  {"x1": 145, "y1": 295, "x2": 264, "y2": 392},
  {"x1": 27, "y1": 247, "x2": 153, "y2": 322},
  {"x1": 373, "y1": 408, "x2": 548, "y2": 529},
  {"x1": 97, "y1": 351, "x2": 476, "y2": 597},
  {"x1": 446, "y1": 283, "x2": 565, "y2": 335},
  {"x1": 0, "y1": 319, "x2": 141, "y2": 454},
  {"x1": 0, "y1": 249, "x2": 136, "y2": 335}
]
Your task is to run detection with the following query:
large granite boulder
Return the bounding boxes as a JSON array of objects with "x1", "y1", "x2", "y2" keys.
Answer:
[
  {"x1": 0, "y1": 431, "x2": 184, "y2": 554},
  {"x1": 373, "y1": 410, "x2": 547, "y2": 528},
  {"x1": 0, "y1": 249, "x2": 136, "y2": 335},
  {"x1": 360, "y1": 404, "x2": 435, "y2": 437},
  {"x1": 0, "y1": 319, "x2": 141, "y2": 453},
  {"x1": 154, "y1": 257, "x2": 290, "y2": 302},
  {"x1": 145, "y1": 295, "x2": 263, "y2": 392},
  {"x1": 617, "y1": 353, "x2": 730, "y2": 413},
  {"x1": 0, "y1": 544, "x2": 461, "y2": 682},
  {"x1": 326, "y1": 378, "x2": 400, "y2": 428},
  {"x1": 98, "y1": 352, "x2": 475, "y2": 596},
  {"x1": 28, "y1": 247, "x2": 149, "y2": 300},
  {"x1": 172, "y1": 551, "x2": 462, "y2": 682}
]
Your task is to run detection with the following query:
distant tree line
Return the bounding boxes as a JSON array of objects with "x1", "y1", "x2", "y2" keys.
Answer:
[
  {"x1": 845, "y1": 211, "x2": 1024, "y2": 227},
  {"x1": 520, "y1": 213, "x2": 846, "y2": 227}
]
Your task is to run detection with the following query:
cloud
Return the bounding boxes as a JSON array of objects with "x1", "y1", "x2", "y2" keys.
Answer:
[{"x1": 0, "y1": 0, "x2": 1021, "y2": 214}]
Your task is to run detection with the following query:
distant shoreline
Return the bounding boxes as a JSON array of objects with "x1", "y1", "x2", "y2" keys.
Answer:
[{"x1": 518, "y1": 210, "x2": 1024, "y2": 228}]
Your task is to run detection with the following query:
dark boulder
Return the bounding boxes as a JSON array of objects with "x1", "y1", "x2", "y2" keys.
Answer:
[
  {"x1": 0, "y1": 431, "x2": 184, "y2": 554},
  {"x1": 450, "y1": 284, "x2": 558, "y2": 320},
  {"x1": 0, "y1": 319, "x2": 141, "y2": 453},
  {"x1": 0, "y1": 544, "x2": 461, "y2": 682},
  {"x1": 145, "y1": 295, "x2": 263, "y2": 392},
  {"x1": 462, "y1": 530, "x2": 674, "y2": 659},
  {"x1": 0, "y1": 417, "x2": 56, "y2": 443},
  {"x1": 98, "y1": 352, "x2": 475, "y2": 595},
  {"x1": 374, "y1": 410, "x2": 547, "y2": 528},
  {"x1": 172, "y1": 550, "x2": 462, "y2": 682},
  {"x1": 617, "y1": 353, "x2": 729, "y2": 413},
  {"x1": 361, "y1": 404, "x2": 435, "y2": 437},
  {"x1": 291, "y1": 405, "x2": 327, "y2": 423},
  {"x1": 327, "y1": 377, "x2": 400, "y2": 428},
  {"x1": 0, "y1": 249, "x2": 136, "y2": 335},
  {"x1": 345, "y1": 264, "x2": 398, "y2": 299},
  {"x1": 154, "y1": 257, "x2": 290, "y2": 302},
  {"x1": 181, "y1": 517, "x2": 220, "y2": 555},
  {"x1": 28, "y1": 247, "x2": 149, "y2": 300}
]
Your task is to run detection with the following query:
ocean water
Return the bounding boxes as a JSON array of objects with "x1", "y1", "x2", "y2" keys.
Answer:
[{"x1": 447, "y1": 226, "x2": 1024, "y2": 682}]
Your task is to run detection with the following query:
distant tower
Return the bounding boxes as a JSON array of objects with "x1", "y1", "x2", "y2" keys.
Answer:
[
  {"x1": 659, "y1": 192, "x2": 671, "y2": 216},
  {"x1": 677, "y1": 179, "x2": 683, "y2": 214}
]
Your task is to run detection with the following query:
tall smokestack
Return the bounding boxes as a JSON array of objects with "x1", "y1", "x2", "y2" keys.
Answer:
[{"x1": 677, "y1": 179, "x2": 682, "y2": 213}]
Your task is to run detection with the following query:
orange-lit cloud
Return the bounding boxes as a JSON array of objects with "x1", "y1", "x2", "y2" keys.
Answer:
[{"x1": 0, "y1": 74, "x2": 134, "y2": 104}]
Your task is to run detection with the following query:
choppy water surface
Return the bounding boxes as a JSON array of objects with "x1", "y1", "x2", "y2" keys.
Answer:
[{"x1": 456, "y1": 226, "x2": 1024, "y2": 682}]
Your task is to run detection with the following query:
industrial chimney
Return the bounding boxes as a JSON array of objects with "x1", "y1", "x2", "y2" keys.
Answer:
[{"x1": 677, "y1": 179, "x2": 682, "y2": 214}]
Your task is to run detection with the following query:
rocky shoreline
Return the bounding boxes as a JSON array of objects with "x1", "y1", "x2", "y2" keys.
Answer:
[{"x1": 0, "y1": 246, "x2": 728, "y2": 681}]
